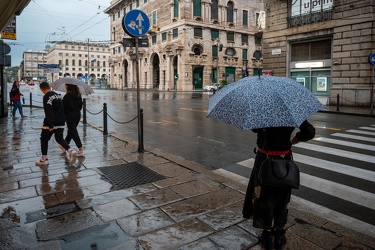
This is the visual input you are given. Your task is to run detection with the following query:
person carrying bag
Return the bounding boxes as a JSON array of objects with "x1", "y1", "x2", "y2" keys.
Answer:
[
  {"x1": 10, "y1": 81, "x2": 26, "y2": 119},
  {"x1": 242, "y1": 121, "x2": 315, "y2": 250}
]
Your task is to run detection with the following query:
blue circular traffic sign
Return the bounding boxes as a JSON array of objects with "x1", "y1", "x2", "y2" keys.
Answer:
[
  {"x1": 369, "y1": 53, "x2": 375, "y2": 65},
  {"x1": 123, "y1": 10, "x2": 150, "y2": 37}
]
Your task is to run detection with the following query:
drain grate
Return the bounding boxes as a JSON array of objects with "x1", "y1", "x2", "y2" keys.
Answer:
[{"x1": 98, "y1": 162, "x2": 166, "y2": 189}]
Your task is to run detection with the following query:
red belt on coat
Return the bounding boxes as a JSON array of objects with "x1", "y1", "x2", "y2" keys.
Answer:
[{"x1": 258, "y1": 148, "x2": 291, "y2": 156}]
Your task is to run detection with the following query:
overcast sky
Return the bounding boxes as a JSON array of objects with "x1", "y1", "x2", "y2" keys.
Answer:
[{"x1": 5, "y1": 0, "x2": 111, "y2": 67}]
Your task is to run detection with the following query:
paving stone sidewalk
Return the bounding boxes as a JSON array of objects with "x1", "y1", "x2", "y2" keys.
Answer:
[{"x1": 0, "y1": 108, "x2": 374, "y2": 249}]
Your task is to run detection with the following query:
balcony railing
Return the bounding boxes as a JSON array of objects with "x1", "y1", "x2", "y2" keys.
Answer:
[{"x1": 288, "y1": 8, "x2": 333, "y2": 28}]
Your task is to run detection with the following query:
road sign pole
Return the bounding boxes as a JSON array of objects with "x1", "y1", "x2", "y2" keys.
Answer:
[
  {"x1": 123, "y1": 9, "x2": 149, "y2": 152},
  {"x1": 135, "y1": 37, "x2": 144, "y2": 152}
]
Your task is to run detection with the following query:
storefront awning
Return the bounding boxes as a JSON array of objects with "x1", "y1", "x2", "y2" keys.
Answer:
[{"x1": 0, "y1": 0, "x2": 31, "y2": 32}]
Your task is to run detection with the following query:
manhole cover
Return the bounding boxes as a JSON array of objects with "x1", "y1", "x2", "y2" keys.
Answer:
[{"x1": 98, "y1": 162, "x2": 166, "y2": 189}]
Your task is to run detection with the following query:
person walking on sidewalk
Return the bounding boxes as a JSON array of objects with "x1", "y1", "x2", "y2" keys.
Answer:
[
  {"x1": 242, "y1": 121, "x2": 315, "y2": 250},
  {"x1": 10, "y1": 81, "x2": 26, "y2": 119},
  {"x1": 36, "y1": 82, "x2": 77, "y2": 166},
  {"x1": 59, "y1": 84, "x2": 84, "y2": 157}
]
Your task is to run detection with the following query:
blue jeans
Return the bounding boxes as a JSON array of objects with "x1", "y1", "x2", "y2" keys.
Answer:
[{"x1": 12, "y1": 101, "x2": 23, "y2": 116}]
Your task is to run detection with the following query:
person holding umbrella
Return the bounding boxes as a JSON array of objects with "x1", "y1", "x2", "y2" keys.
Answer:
[
  {"x1": 36, "y1": 82, "x2": 77, "y2": 166},
  {"x1": 242, "y1": 122, "x2": 315, "y2": 249},
  {"x1": 207, "y1": 76, "x2": 324, "y2": 249},
  {"x1": 59, "y1": 84, "x2": 84, "y2": 157}
]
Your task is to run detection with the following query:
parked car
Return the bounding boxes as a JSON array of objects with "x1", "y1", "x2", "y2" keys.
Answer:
[{"x1": 204, "y1": 84, "x2": 218, "y2": 92}]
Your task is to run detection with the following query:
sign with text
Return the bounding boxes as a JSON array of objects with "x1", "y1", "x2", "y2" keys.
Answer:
[
  {"x1": 38, "y1": 64, "x2": 60, "y2": 69},
  {"x1": 1, "y1": 17, "x2": 16, "y2": 40},
  {"x1": 291, "y1": 0, "x2": 333, "y2": 17}
]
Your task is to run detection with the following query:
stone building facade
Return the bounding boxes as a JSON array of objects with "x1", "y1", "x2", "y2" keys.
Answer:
[
  {"x1": 105, "y1": 0, "x2": 264, "y2": 90},
  {"x1": 261, "y1": 0, "x2": 375, "y2": 106},
  {"x1": 19, "y1": 49, "x2": 47, "y2": 83},
  {"x1": 45, "y1": 41, "x2": 111, "y2": 84}
]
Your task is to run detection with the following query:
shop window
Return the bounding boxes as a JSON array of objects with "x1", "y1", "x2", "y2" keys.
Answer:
[{"x1": 291, "y1": 39, "x2": 331, "y2": 61}]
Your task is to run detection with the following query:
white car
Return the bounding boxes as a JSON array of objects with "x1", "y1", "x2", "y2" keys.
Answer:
[{"x1": 203, "y1": 84, "x2": 218, "y2": 92}]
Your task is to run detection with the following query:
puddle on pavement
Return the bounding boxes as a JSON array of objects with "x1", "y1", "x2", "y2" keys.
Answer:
[
  {"x1": 1, "y1": 206, "x2": 20, "y2": 224},
  {"x1": 60, "y1": 221, "x2": 135, "y2": 250},
  {"x1": 26, "y1": 202, "x2": 79, "y2": 223}
]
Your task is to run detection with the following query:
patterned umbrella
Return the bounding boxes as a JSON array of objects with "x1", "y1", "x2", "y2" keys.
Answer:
[
  {"x1": 50, "y1": 77, "x2": 94, "y2": 95},
  {"x1": 207, "y1": 76, "x2": 326, "y2": 130}
]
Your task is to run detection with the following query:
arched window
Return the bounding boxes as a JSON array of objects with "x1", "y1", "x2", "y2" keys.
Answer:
[
  {"x1": 79, "y1": 60, "x2": 82, "y2": 66},
  {"x1": 227, "y1": 1, "x2": 234, "y2": 23},
  {"x1": 103, "y1": 61, "x2": 106, "y2": 67},
  {"x1": 192, "y1": 44, "x2": 203, "y2": 55},
  {"x1": 97, "y1": 61, "x2": 100, "y2": 67},
  {"x1": 72, "y1": 59, "x2": 75, "y2": 66},
  {"x1": 211, "y1": 0, "x2": 218, "y2": 20},
  {"x1": 65, "y1": 59, "x2": 69, "y2": 66},
  {"x1": 174, "y1": 0, "x2": 179, "y2": 18},
  {"x1": 193, "y1": 0, "x2": 202, "y2": 17}
]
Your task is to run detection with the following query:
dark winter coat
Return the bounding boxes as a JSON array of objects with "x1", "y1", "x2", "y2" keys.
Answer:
[
  {"x1": 63, "y1": 92, "x2": 82, "y2": 123},
  {"x1": 42, "y1": 91, "x2": 65, "y2": 128}
]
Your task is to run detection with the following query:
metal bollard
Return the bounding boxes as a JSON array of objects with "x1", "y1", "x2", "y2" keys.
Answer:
[
  {"x1": 336, "y1": 94, "x2": 340, "y2": 111},
  {"x1": 82, "y1": 98, "x2": 87, "y2": 124},
  {"x1": 30, "y1": 92, "x2": 32, "y2": 107},
  {"x1": 103, "y1": 103, "x2": 108, "y2": 135},
  {"x1": 138, "y1": 108, "x2": 144, "y2": 153}
]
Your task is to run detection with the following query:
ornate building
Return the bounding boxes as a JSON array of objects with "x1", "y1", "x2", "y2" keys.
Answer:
[
  {"x1": 105, "y1": 0, "x2": 264, "y2": 90},
  {"x1": 45, "y1": 41, "x2": 111, "y2": 84},
  {"x1": 261, "y1": 0, "x2": 375, "y2": 106}
]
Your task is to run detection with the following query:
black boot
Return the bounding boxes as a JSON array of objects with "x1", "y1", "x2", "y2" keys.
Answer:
[
  {"x1": 258, "y1": 230, "x2": 273, "y2": 250},
  {"x1": 273, "y1": 229, "x2": 287, "y2": 250}
]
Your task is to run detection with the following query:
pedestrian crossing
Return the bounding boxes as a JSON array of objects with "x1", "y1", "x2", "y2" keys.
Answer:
[{"x1": 213, "y1": 124, "x2": 375, "y2": 238}]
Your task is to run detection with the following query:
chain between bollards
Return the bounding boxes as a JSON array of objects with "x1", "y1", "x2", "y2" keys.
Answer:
[
  {"x1": 82, "y1": 98, "x2": 87, "y2": 124},
  {"x1": 103, "y1": 103, "x2": 108, "y2": 135}
]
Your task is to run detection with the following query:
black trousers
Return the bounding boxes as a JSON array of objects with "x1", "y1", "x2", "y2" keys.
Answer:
[
  {"x1": 242, "y1": 152, "x2": 292, "y2": 230},
  {"x1": 40, "y1": 128, "x2": 70, "y2": 155},
  {"x1": 65, "y1": 121, "x2": 82, "y2": 148}
]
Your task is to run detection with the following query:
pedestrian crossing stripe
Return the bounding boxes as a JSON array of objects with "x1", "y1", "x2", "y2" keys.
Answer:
[
  {"x1": 293, "y1": 153, "x2": 375, "y2": 182},
  {"x1": 289, "y1": 196, "x2": 375, "y2": 239},
  {"x1": 346, "y1": 129, "x2": 375, "y2": 136},
  {"x1": 359, "y1": 126, "x2": 375, "y2": 131},
  {"x1": 212, "y1": 125, "x2": 375, "y2": 238},
  {"x1": 294, "y1": 143, "x2": 375, "y2": 163},
  {"x1": 313, "y1": 137, "x2": 375, "y2": 151},
  {"x1": 332, "y1": 133, "x2": 375, "y2": 143},
  {"x1": 230, "y1": 156, "x2": 375, "y2": 210}
]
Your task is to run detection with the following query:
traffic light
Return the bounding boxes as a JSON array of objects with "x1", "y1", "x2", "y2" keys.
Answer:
[{"x1": 219, "y1": 44, "x2": 223, "y2": 51}]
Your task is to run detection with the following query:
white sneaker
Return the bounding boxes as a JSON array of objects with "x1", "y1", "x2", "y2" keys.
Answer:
[
  {"x1": 35, "y1": 158, "x2": 49, "y2": 166},
  {"x1": 58, "y1": 144, "x2": 66, "y2": 154},
  {"x1": 77, "y1": 151, "x2": 85, "y2": 157},
  {"x1": 69, "y1": 150, "x2": 77, "y2": 166}
]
